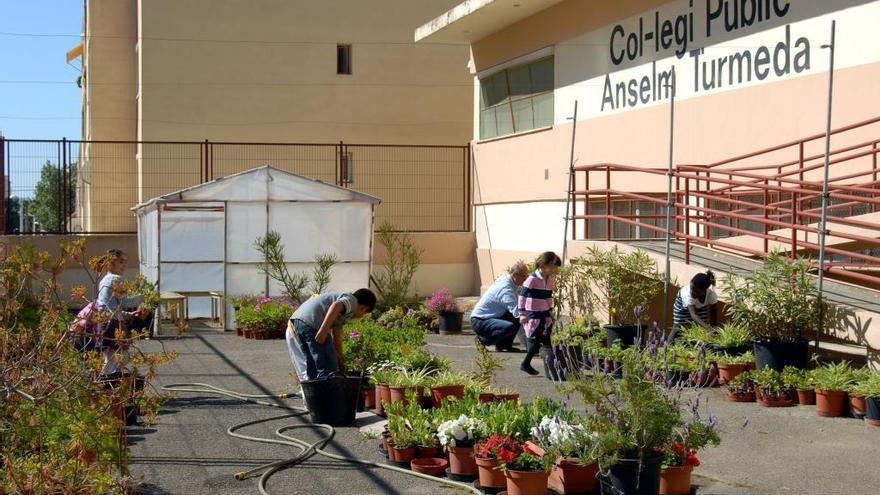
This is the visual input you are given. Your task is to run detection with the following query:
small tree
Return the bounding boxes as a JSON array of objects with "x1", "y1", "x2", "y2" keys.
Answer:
[
  {"x1": 29, "y1": 161, "x2": 76, "y2": 232},
  {"x1": 371, "y1": 222, "x2": 423, "y2": 308},
  {"x1": 310, "y1": 253, "x2": 338, "y2": 294},
  {"x1": 583, "y1": 245, "x2": 663, "y2": 326},
  {"x1": 255, "y1": 231, "x2": 309, "y2": 303}
]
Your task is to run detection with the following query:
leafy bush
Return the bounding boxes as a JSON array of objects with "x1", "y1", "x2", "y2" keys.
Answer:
[
  {"x1": 372, "y1": 222, "x2": 423, "y2": 309},
  {"x1": 812, "y1": 361, "x2": 857, "y2": 391},
  {"x1": 716, "y1": 351, "x2": 756, "y2": 366},
  {"x1": 724, "y1": 253, "x2": 822, "y2": 343},
  {"x1": 853, "y1": 371, "x2": 880, "y2": 398},
  {"x1": 781, "y1": 366, "x2": 813, "y2": 390},
  {"x1": 341, "y1": 315, "x2": 426, "y2": 371},
  {"x1": 582, "y1": 246, "x2": 663, "y2": 326}
]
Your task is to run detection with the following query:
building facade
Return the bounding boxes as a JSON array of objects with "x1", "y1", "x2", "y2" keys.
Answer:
[{"x1": 78, "y1": 0, "x2": 473, "y2": 231}]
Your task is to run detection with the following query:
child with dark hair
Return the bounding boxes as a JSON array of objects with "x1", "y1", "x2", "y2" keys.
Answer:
[
  {"x1": 518, "y1": 251, "x2": 562, "y2": 376},
  {"x1": 669, "y1": 270, "x2": 718, "y2": 342},
  {"x1": 286, "y1": 288, "x2": 376, "y2": 381}
]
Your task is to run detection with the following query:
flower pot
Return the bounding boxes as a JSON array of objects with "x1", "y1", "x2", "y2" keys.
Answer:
[
  {"x1": 447, "y1": 445, "x2": 477, "y2": 476},
  {"x1": 431, "y1": 385, "x2": 465, "y2": 408},
  {"x1": 758, "y1": 394, "x2": 793, "y2": 407},
  {"x1": 494, "y1": 393, "x2": 520, "y2": 403},
  {"x1": 601, "y1": 453, "x2": 663, "y2": 495},
  {"x1": 439, "y1": 311, "x2": 464, "y2": 334},
  {"x1": 244, "y1": 330, "x2": 255, "y2": 339},
  {"x1": 478, "y1": 392, "x2": 496, "y2": 403},
  {"x1": 718, "y1": 363, "x2": 750, "y2": 385},
  {"x1": 299, "y1": 375, "x2": 361, "y2": 426},
  {"x1": 725, "y1": 390, "x2": 756, "y2": 402},
  {"x1": 752, "y1": 339, "x2": 809, "y2": 372},
  {"x1": 362, "y1": 387, "x2": 376, "y2": 410},
  {"x1": 659, "y1": 465, "x2": 693, "y2": 495},
  {"x1": 410, "y1": 458, "x2": 448, "y2": 477},
  {"x1": 797, "y1": 388, "x2": 815, "y2": 405},
  {"x1": 815, "y1": 389, "x2": 847, "y2": 417},
  {"x1": 850, "y1": 393, "x2": 867, "y2": 419},
  {"x1": 418, "y1": 445, "x2": 440, "y2": 459},
  {"x1": 865, "y1": 396, "x2": 880, "y2": 426},
  {"x1": 381, "y1": 432, "x2": 391, "y2": 452},
  {"x1": 236, "y1": 328, "x2": 243, "y2": 337},
  {"x1": 389, "y1": 445, "x2": 416, "y2": 463},
  {"x1": 548, "y1": 457, "x2": 599, "y2": 494},
  {"x1": 604, "y1": 324, "x2": 639, "y2": 349},
  {"x1": 376, "y1": 383, "x2": 390, "y2": 415},
  {"x1": 390, "y1": 386, "x2": 425, "y2": 406},
  {"x1": 505, "y1": 469, "x2": 550, "y2": 495},
  {"x1": 476, "y1": 456, "x2": 507, "y2": 489}
]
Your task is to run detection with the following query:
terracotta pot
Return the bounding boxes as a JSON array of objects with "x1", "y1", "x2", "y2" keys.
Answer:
[
  {"x1": 410, "y1": 458, "x2": 448, "y2": 477},
  {"x1": 377, "y1": 383, "x2": 391, "y2": 416},
  {"x1": 244, "y1": 330, "x2": 255, "y2": 339},
  {"x1": 548, "y1": 457, "x2": 598, "y2": 494},
  {"x1": 849, "y1": 393, "x2": 867, "y2": 418},
  {"x1": 785, "y1": 388, "x2": 799, "y2": 404},
  {"x1": 380, "y1": 432, "x2": 391, "y2": 452},
  {"x1": 797, "y1": 388, "x2": 816, "y2": 405},
  {"x1": 418, "y1": 445, "x2": 440, "y2": 459},
  {"x1": 757, "y1": 395, "x2": 793, "y2": 407},
  {"x1": 725, "y1": 390, "x2": 756, "y2": 402},
  {"x1": 236, "y1": 328, "x2": 243, "y2": 337},
  {"x1": 475, "y1": 456, "x2": 507, "y2": 489},
  {"x1": 494, "y1": 393, "x2": 520, "y2": 403},
  {"x1": 431, "y1": 384, "x2": 465, "y2": 408},
  {"x1": 447, "y1": 445, "x2": 477, "y2": 475},
  {"x1": 505, "y1": 469, "x2": 549, "y2": 495},
  {"x1": 363, "y1": 387, "x2": 376, "y2": 409},
  {"x1": 253, "y1": 331, "x2": 264, "y2": 340},
  {"x1": 815, "y1": 389, "x2": 847, "y2": 417},
  {"x1": 389, "y1": 445, "x2": 416, "y2": 463},
  {"x1": 660, "y1": 465, "x2": 693, "y2": 495},
  {"x1": 478, "y1": 392, "x2": 495, "y2": 403},
  {"x1": 389, "y1": 386, "x2": 424, "y2": 406}
]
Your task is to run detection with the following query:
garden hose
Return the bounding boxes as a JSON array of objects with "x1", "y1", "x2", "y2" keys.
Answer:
[{"x1": 161, "y1": 383, "x2": 482, "y2": 495}]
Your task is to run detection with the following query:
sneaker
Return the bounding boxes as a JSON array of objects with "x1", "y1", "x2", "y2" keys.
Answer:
[{"x1": 520, "y1": 364, "x2": 539, "y2": 376}]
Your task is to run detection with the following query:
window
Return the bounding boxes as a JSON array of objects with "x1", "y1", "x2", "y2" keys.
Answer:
[
  {"x1": 337, "y1": 44, "x2": 352, "y2": 75},
  {"x1": 479, "y1": 56, "x2": 554, "y2": 139}
]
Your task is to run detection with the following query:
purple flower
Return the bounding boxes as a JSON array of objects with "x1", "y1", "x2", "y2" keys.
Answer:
[
  {"x1": 349, "y1": 331, "x2": 361, "y2": 339},
  {"x1": 254, "y1": 305, "x2": 262, "y2": 312}
]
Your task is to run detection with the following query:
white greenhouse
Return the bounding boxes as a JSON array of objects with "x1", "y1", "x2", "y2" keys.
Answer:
[{"x1": 133, "y1": 166, "x2": 380, "y2": 330}]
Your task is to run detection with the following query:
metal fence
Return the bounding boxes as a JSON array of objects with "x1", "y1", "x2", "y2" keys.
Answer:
[{"x1": 0, "y1": 138, "x2": 471, "y2": 234}]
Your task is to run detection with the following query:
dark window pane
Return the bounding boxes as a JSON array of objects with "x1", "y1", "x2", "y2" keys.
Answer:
[
  {"x1": 531, "y1": 57, "x2": 554, "y2": 92},
  {"x1": 337, "y1": 45, "x2": 351, "y2": 75}
]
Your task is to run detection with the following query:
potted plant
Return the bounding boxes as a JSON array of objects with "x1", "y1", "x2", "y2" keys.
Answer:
[
  {"x1": 386, "y1": 414, "x2": 418, "y2": 464},
  {"x1": 717, "y1": 351, "x2": 756, "y2": 385},
  {"x1": 724, "y1": 253, "x2": 820, "y2": 371},
  {"x1": 437, "y1": 414, "x2": 486, "y2": 478},
  {"x1": 659, "y1": 414, "x2": 720, "y2": 495},
  {"x1": 583, "y1": 246, "x2": 663, "y2": 349},
  {"x1": 233, "y1": 296, "x2": 296, "y2": 340},
  {"x1": 497, "y1": 440, "x2": 551, "y2": 495},
  {"x1": 426, "y1": 288, "x2": 463, "y2": 335},
  {"x1": 752, "y1": 368, "x2": 793, "y2": 407},
  {"x1": 725, "y1": 371, "x2": 756, "y2": 402},
  {"x1": 781, "y1": 366, "x2": 815, "y2": 405},
  {"x1": 853, "y1": 370, "x2": 880, "y2": 427},
  {"x1": 429, "y1": 371, "x2": 467, "y2": 408},
  {"x1": 709, "y1": 323, "x2": 751, "y2": 356},
  {"x1": 531, "y1": 415, "x2": 600, "y2": 494},
  {"x1": 477, "y1": 434, "x2": 519, "y2": 491},
  {"x1": 369, "y1": 362, "x2": 400, "y2": 416},
  {"x1": 387, "y1": 368, "x2": 431, "y2": 406},
  {"x1": 812, "y1": 361, "x2": 856, "y2": 417}
]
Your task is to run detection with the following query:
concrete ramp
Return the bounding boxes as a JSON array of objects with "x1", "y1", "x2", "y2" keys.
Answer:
[{"x1": 720, "y1": 211, "x2": 880, "y2": 254}]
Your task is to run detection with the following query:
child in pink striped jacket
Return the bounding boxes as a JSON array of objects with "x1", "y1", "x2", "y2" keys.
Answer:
[{"x1": 518, "y1": 251, "x2": 562, "y2": 376}]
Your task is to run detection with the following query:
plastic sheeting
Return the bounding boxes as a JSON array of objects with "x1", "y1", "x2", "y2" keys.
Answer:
[
  {"x1": 160, "y1": 206, "x2": 225, "y2": 262},
  {"x1": 269, "y1": 202, "x2": 372, "y2": 262}
]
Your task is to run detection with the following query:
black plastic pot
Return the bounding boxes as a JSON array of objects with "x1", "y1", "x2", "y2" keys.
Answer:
[
  {"x1": 753, "y1": 339, "x2": 809, "y2": 371},
  {"x1": 605, "y1": 324, "x2": 640, "y2": 349},
  {"x1": 438, "y1": 311, "x2": 463, "y2": 333},
  {"x1": 600, "y1": 453, "x2": 663, "y2": 495},
  {"x1": 866, "y1": 396, "x2": 880, "y2": 424},
  {"x1": 300, "y1": 375, "x2": 361, "y2": 426}
]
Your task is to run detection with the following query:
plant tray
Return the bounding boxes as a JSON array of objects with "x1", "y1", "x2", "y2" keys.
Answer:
[
  {"x1": 446, "y1": 468, "x2": 478, "y2": 483},
  {"x1": 473, "y1": 480, "x2": 505, "y2": 495}
]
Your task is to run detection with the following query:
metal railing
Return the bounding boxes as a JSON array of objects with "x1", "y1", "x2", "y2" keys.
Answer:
[
  {"x1": 0, "y1": 138, "x2": 471, "y2": 234},
  {"x1": 571, "y1": 117, "x2": 880, "y2": 287}
]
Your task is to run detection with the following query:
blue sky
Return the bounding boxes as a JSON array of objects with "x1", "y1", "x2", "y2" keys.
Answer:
[{"x1": 0, "y1": 1, "x2": 83, "y2": 139}]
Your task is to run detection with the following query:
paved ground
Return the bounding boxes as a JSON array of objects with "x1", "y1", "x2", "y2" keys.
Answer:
[{"x1": 131, "y1": 323, "x2": 880, "y2": 495}]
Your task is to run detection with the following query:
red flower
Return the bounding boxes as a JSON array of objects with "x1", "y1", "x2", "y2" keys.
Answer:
[
  {"x1": 684, "y1": 450, "x2": 700, "y2": 467},
  {"x1": 497, "y1": 447, "x2": 516, "y2": 464}
]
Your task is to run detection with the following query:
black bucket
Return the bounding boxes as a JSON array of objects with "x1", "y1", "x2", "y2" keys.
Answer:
[
  {"x1": 605, "y1": 324, "x2": 639, "y2": 349},
  {"x1": 600, "y1": 453, "x2": 662, "y2": 495},
  {"x1": 438, "y1": 311, "x2": 464, "y2": 333},
  {"x1": 300, "y1": 375, "x2": 361, "y2": 426},
  {"x1": 866, "y1": 396, "x2": 880, "y2": 423},
  {"x1": 753, "y1": 339, "x2": 809, "y2": 371}
]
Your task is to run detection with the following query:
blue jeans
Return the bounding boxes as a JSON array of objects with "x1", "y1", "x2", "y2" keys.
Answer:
[
  {"x1": 292, "y1": 319, "x2": 339, "y2": 380},
  {"x1": 471, "y1": 312, "x2": 520, "y2": 348}
]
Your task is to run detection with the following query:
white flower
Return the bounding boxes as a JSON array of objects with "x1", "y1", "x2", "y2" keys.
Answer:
[{"x1": 437, "y1": 414, "x2": 486, "y2": 447}]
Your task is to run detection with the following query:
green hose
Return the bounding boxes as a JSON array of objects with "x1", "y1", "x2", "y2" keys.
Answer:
[{"x1": 162, "y1": 383, "x2": 483, "y2": 495}]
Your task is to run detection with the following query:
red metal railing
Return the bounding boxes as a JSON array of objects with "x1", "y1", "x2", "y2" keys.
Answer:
[{"x1": 571, "y1": 117, "x2": 880, "y2": 287}]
